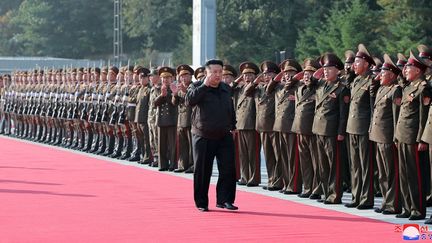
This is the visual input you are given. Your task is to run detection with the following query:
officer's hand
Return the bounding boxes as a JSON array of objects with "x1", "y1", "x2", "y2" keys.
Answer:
[
  {"x1": 337, "y1": 135, "x2": 345, "y2": 141},
  {"x1": 234, "y1": 76, "x2": 244, "y2": 84},
  {"x1": 293, "y1": 71, "x2": 304, "y2": 81},
  {"x1": 253, "y1": 74, "x2": 264, "y2": 85},
  {"x1": 170, "y1": 83, "x2": 178, "y2": 95},
  {"x1": 418, "y1": 142, "x2": 428, "y2": 151},
  {"x1": 313, "y1": 68, "x2": 324, "y2": 80},
  {"x1": 274, "y1": 72, "x2": 284, "y2": 82},
  {"x1": 161, "y1": 85, "x2": 168, "y2": 97}
]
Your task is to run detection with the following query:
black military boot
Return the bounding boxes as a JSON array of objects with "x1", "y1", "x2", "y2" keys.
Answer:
[
  {"x1": 95, "y1": 133, "x2": 106, "y2": 154},
  {"x1": 128, "y1": 136, "x2": 141, "y2": 162},
  {"x1": 81, "y1": 130, "x2": 89, "y2": 151},
  {"x1": 89, "y1": 132, "x2": 99, "y2": 152},
  {"x1": 110, "y1": 136, "x2": 123, "y2": 158},
  {"x1": 119, "y1": 136, "x2": 132, "y2": 160},
  {"x1": 103, "y1": 135, "x2": 115, "y2": 156}
]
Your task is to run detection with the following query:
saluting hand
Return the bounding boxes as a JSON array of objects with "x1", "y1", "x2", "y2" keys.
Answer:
[
  {"x1": 253, "y1": 74, "x2": 264, "y2": 85},
  {"x1": 313, "y1": 67, "x2": 324, "y2": 80},
  {"x1": 337, "y1": 135, "x2": 345, "y2": 141},
  {"x1": 274, "y1": 72, "x2": 284, "y2": 82}
]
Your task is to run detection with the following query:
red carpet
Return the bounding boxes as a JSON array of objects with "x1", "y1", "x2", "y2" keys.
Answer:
[{"x1": 0, "y1": 137, "x2": 402, "y2": 242}]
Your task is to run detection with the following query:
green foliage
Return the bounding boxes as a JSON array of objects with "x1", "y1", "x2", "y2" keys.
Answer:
[{"x1": 0, "y1": 0, "x2": 431, "y2": 67}]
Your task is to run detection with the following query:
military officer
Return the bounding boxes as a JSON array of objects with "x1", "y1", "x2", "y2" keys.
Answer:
[
  {"x1": 194, "y1": 67, "x2": 205, "y2": 82},
  {"x1": 268, "y1": 59, "x2": 303, "y2": 194},
  {"x1": 133, "y1": 67, "x2": 153, "y2": 164},
  {"x1": 153, "y1": 66, "x2": 178, "y2": 171},
  {"x1": 172, "y1": 64, "x2": 194, "y2": 173},
  {"x1": 369, "y1": 54, "x2": 402, "y2": 215},
  {"x1": 244, "y1": 61, "x2": 281, "y2": 190},
  {"x1": 312, "y1": 53, "x2": 350, "y2": 204},
  {"x1": 148, "y1": 68, "x2": 161, "y2": 167},
  {"x1": 291, "y1": 58, "x2": 322, "y2": 199},
  {"x1": 233, "y1": 61, "x2": 261, "y2": 187},
  {"x1": 395, "y1": 50, "x2": 430, "y2": 220},
  {"x1": 345, "y1": 44, "x2": 376, "y2": 210}
]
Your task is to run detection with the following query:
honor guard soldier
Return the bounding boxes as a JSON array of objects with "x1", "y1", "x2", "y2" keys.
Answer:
[
  {"x1": 345, "y1": 44, "x2": 376, "y2": 210},
  {"x1": 268, "y1": 59, "x2": 303, "y2": 194},
  {"x1": 172, "y1": 64, "x2": 194, "y2": 173},
  {"x1": 91, "y1": 66, "x2": 109, "y2": 153},
  {"x1": 312, "y1": 53, "x2": 350, "y2": 204},
  {"x1": 154, "y1": 67, "x2": 178, "y2": 171},
  {"x1": 233, "y1": 61, "x2": 261, "y2": 187},
  {"x1": 395, "y1": 50, "x2": 430, "y2": 220},
  {"x1": 291, "y1": 58, "x2": 322, "y2": 199},
  {"x1": 369, "y1": 54, "x2": 402, "y2": 215},
  {"x1": 244, "y1": 61, "x2": 281, "y2": 190}
]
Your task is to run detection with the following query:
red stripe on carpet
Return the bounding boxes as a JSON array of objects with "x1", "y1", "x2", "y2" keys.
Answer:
[{"x1": 0, "y1": 137, "x2": 401, "y2": 242}]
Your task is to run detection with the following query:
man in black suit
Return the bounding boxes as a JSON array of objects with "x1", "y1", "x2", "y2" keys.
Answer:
[{"x1": 186, "y1": 59, "x2": 238, "y2": 212}]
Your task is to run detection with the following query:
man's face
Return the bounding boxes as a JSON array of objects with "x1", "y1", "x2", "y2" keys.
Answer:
[
  {"x1": 345, "y1": 62, "x2": 352, "y2": 72},
  {"x1": 242, "y1": 73, "x2": 255, "y2": 83},
  {"x1": 140, "y1": 75, "x2": 149, "y2": 86},
  {"x1": 108, "y1": 71, "x2": 117, "y2": 82},
  {"x1": 353, "y1": 57, "x2": 369, "y2": 75},
  {"x1": 303, "y1": 71, "x2": 315, "y2": 86},
  {"x1": 101, "y1": 72, "x2": 108, "y2": 82},
  {"x1": 222, "y1": 75, "x2": 234, "y2": 85},
  {"x1": 206, "y1": 64, "x2": 223, "y2": 86},
  {"x1": 324, "y1": 66, "x2": 339, "y2": 82},
  {"x1": 283, "y1": 70, "x2": 296, "y2": 81},
  {"x1": 161, "y1": 76, "x2": 173, "y2": 86},
  {"x1": 263, "y1": 72, "x2": 276, "y2": 83},
  {"x1": 76, "y1": 72, "x2": 83, "y2": 81},
  {"x1": 150, "y1": 75, "x2": 160, "y2": 86},
  {"x1": 179, "y1": 73, "x2": 192, "y2": 86},
  {"x1": 405, "y1": 65, "x2": 421, "y2": 82},
  {"x1": 380, "y1": 69, "x2": 396, "y2": 85}
]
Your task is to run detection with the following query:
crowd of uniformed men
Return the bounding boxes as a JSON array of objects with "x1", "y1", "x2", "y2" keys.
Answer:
[{"x1": 2, "y1": 43, "x2": 432, "y2": 223}]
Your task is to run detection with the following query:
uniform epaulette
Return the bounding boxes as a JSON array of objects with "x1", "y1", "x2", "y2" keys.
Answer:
[{"x1": 421, "y1": 81, "x2": 427, "y2": 86}]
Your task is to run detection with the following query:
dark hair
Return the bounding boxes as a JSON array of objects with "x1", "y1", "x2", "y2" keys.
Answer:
[{"x1": 205, "y1": 59, "x2": 223, "y2": 67}]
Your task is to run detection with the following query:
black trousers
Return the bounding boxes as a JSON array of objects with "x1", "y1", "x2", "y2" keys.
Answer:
[{"x1": 193, "y1": 133, "x2": 236, "y2": 208}]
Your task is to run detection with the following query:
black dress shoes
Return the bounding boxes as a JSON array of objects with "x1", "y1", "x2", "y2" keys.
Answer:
[
  {"x1": 425, "y1": 217, "x2": 432, "y2": 224},
  {"x1": 345, "y1": 202, "x2": 359, "y2": 208},
  {"x1": 409, "y1": 214, "x2": 425, "y2": 220},
  {"x1": 158, "y1": 168, "x2": 168, "y2": 172},
  {"x1": 246, "y1": 183, "x2": 259, "y2": 187},
  {"x1": 396, "y1": 212, "x2": 410, "y2": 218},
  {"x1": 357, "y1": 204, "x2": 373, "y2": 210},
  {"x1": 298, "y1": 193, "x2": 311, "y2": 198},
  {"x1": 197, "y1": 207, "x2": 209, "y2": 212},
  {"x1": 317, "y1": 199, "x2": 325, "y2": 203},
  {"x1": 216, "y1": 202, "x2": 238, "y2": 210},
  {"x1": 374, "y1": 207, "x2": 384, "y2": 213},
  {"x1": 324, "y1": 200, "x2": 341, "y2": 205},
  {"x1": 237, "y1": 181, "x2": 247, "y2": 186},
  {"x1": 184, "y1": 168, "x2": 194, "y2": 173},
  {"x1": 284, "y1": 191, "x2": 299, "y2": 195},
  {"x1": 309, "y1": 194, "x2": 321, "y2": 200},
  {"x1": 382, "y1": 210, "x2": 400, "y2": 215},
  {"x1": 174, "y1": 169, "x2": 185, "y2": 173}
]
